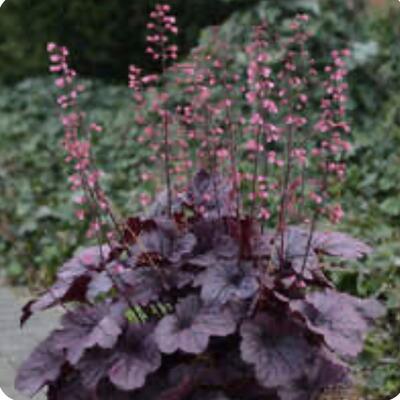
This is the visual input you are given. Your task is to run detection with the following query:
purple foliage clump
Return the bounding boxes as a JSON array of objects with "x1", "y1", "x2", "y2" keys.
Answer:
[{"x1": 15, "y1": 170, "x2": 384, "y2": 400}]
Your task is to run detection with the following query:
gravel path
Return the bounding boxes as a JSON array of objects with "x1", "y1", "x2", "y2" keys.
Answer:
[{"x1": 0, "y1": 283, "x2": 60, "y2": 400}]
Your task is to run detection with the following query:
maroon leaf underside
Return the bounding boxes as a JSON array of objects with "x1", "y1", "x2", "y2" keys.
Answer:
[{"x1": 21, "y1": 246, "x2": 110, "y2": 326}]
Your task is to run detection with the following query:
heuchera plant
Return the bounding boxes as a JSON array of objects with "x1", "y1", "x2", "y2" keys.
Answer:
[{"x1": 16, "y1": 4, "x2": 384, "y2": 400}]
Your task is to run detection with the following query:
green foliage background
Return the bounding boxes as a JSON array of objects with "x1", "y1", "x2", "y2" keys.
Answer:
[
  {"x1": 0, "y1": 0, "x2": 399, "y2": 398},
  {"x1": 0, "y1": 0, "x2": 258, "y2": 83}
]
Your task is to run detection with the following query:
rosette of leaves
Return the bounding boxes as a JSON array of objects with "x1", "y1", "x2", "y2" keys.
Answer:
[{"x1": 16, "y1": 171, "x2": 385, "y2": 400}]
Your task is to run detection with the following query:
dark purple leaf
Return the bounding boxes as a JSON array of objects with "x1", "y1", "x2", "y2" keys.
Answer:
[
  {"x1": 187, "y1": 252, "x2": 218, "y2": 268},
  {"x1": 250, "y1": 231, "x2": 274, "y2": 259},
  {"x1": 55, "y1": 303, "x2": 124, "y2": 365},
  {"x1": 87, "y1": 271, "x2": 113, "y2": 301},
  {"x1": 47, "y1": 373, "x2": 90, "y2": 400},
  {"x1": 159, "y1": 374, "x2": 196, "y2": 400},
  {"x1": 189, "y1": 218, "x2": 225, "y2": 254},
  {"x1": 168, "y1": 362, "x2": 222, "y2": 391},
  {"x1": 290, "y1": 290, "x2": 385, "y2": 357},
  {"x1": 76, "y1": 348, "x2": 114, "y2": 390},
  {"x1": 240, "y1": 313, "x2": 312, "y2": 388},
  {"x1": 155, "y1": 295, "x2": 236, "y2": 354},
  {"x1": 272, "y1": 228, "x2": 318, "y2": 280},
  {"x1": 277, "y1": 351, "x2": 349, "y2": 400},
  {"x1": 185, "y1": 169, "x2": 237, "y2": 218},
  {"x1": 15, "y1": 332, "x2": 65, "y2": 397},
  {"x1": 195, "y1": 262, "x2": 259, "y2": 305},
  {"x1": 96, "y1": 381, "x2": 133, "y2": 400},
  {"x1": 129, "y1": 218, "x2": 196, "y2": 266},
  {"x1": 312, "y1": 231, "x2": 372, "y2": 260},
  {"x1": 21, "y1": 245, "x2": 110, "y2": 326},
  {"x1": 351, "y1": 295, "x2": 386, "y2": 322},
  {"x1": 189, "y1": 219, "x2": 241, "y2": 260},
  {"x1": 169, "y1": 233, "x2": 197, "y2": 264},
  {"x1": 108, "y1": 324, "x2": 161, "y2": 391},
  {"x1": 213, "y1": 234, "x2": 239, "y2": 260},
  {"x1": 191, "y1": 391, "x2": 232, "y2": 400},
  {"x1": 147, "y1": 188, "x2": 185, "y2": 218},
  {"x1": 120, "y1": 268, "x2": 163, "y2": 305}
]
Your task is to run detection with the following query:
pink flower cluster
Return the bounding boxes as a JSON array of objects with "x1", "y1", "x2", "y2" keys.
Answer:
[
  {"x1": 47, "y1": 4, "x2": 353, "y2": 235},
  {"x1": 125, "y1": 8, "x2": 352, "y2": 225},
  {"x1": 146, "y1": 4, "x2": 178, "y2": 62},
  {"x1": 312, "y1": 49, "x2": 352, "y2": 223},
  {"x1": 47, "y1": 42, "x2": 112, "y2": 238},
  {"x1": 47, "y1": 43, "x2": 83, "y2": 109}
]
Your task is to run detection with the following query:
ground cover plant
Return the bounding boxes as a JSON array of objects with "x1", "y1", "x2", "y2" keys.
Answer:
[{"x1": 13, "y1": 4, "x2": 387, "y2": 400}]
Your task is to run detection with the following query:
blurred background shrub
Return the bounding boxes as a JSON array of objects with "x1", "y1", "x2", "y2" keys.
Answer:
[{"x1": 0, "y1": 0, "x2": 260, "y2": 84}]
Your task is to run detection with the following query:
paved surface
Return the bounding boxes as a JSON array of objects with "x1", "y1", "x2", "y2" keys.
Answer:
[{"x1": 0, "y1": 282, "x2": 60, "y2": 400}]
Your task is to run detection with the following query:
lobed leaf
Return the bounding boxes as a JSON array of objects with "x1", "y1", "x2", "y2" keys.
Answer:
[
  {"x1": 15, "y1": 332, "x2": 65, "y2": 397},
  {"x1": 271, "y1": 228, "x2": 319, "y2": 280},
  {"x1": 277, "y1": 351, "x2": 349, "y2": 400},
  {"x1": 128, "y1": 218, "x2": 196, "y2": 266},
  {"x1": 240, "y1": 313, "x2": 312, "y2": 388},
  {"x1": 120, "y1": 268, "x2": 163, "y2": 305},
  {"x1": 290, "y1": 290, "x2": 385, "y2": 357},
  {"x1": 54, "y1": 303, "x2": 124, "y2": 365},
  {"x1": 47, "y1": 373, "x2": 90, "y2": 400},
  {"x1": 312, "y1": 231, "x2": 373, "y2": 260},
  {"x1": 108, "y1": 324, "x2": 161, "y2": 391},
  {"x1": 21, "y1": 245, "x2": 110, "y2": 326},
  {"x1": 155, "y1": 295, "x2": 236, "y2": 354},
  {"x1": 195, "y1": 262, "x2": 259, "y2": 305}
]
